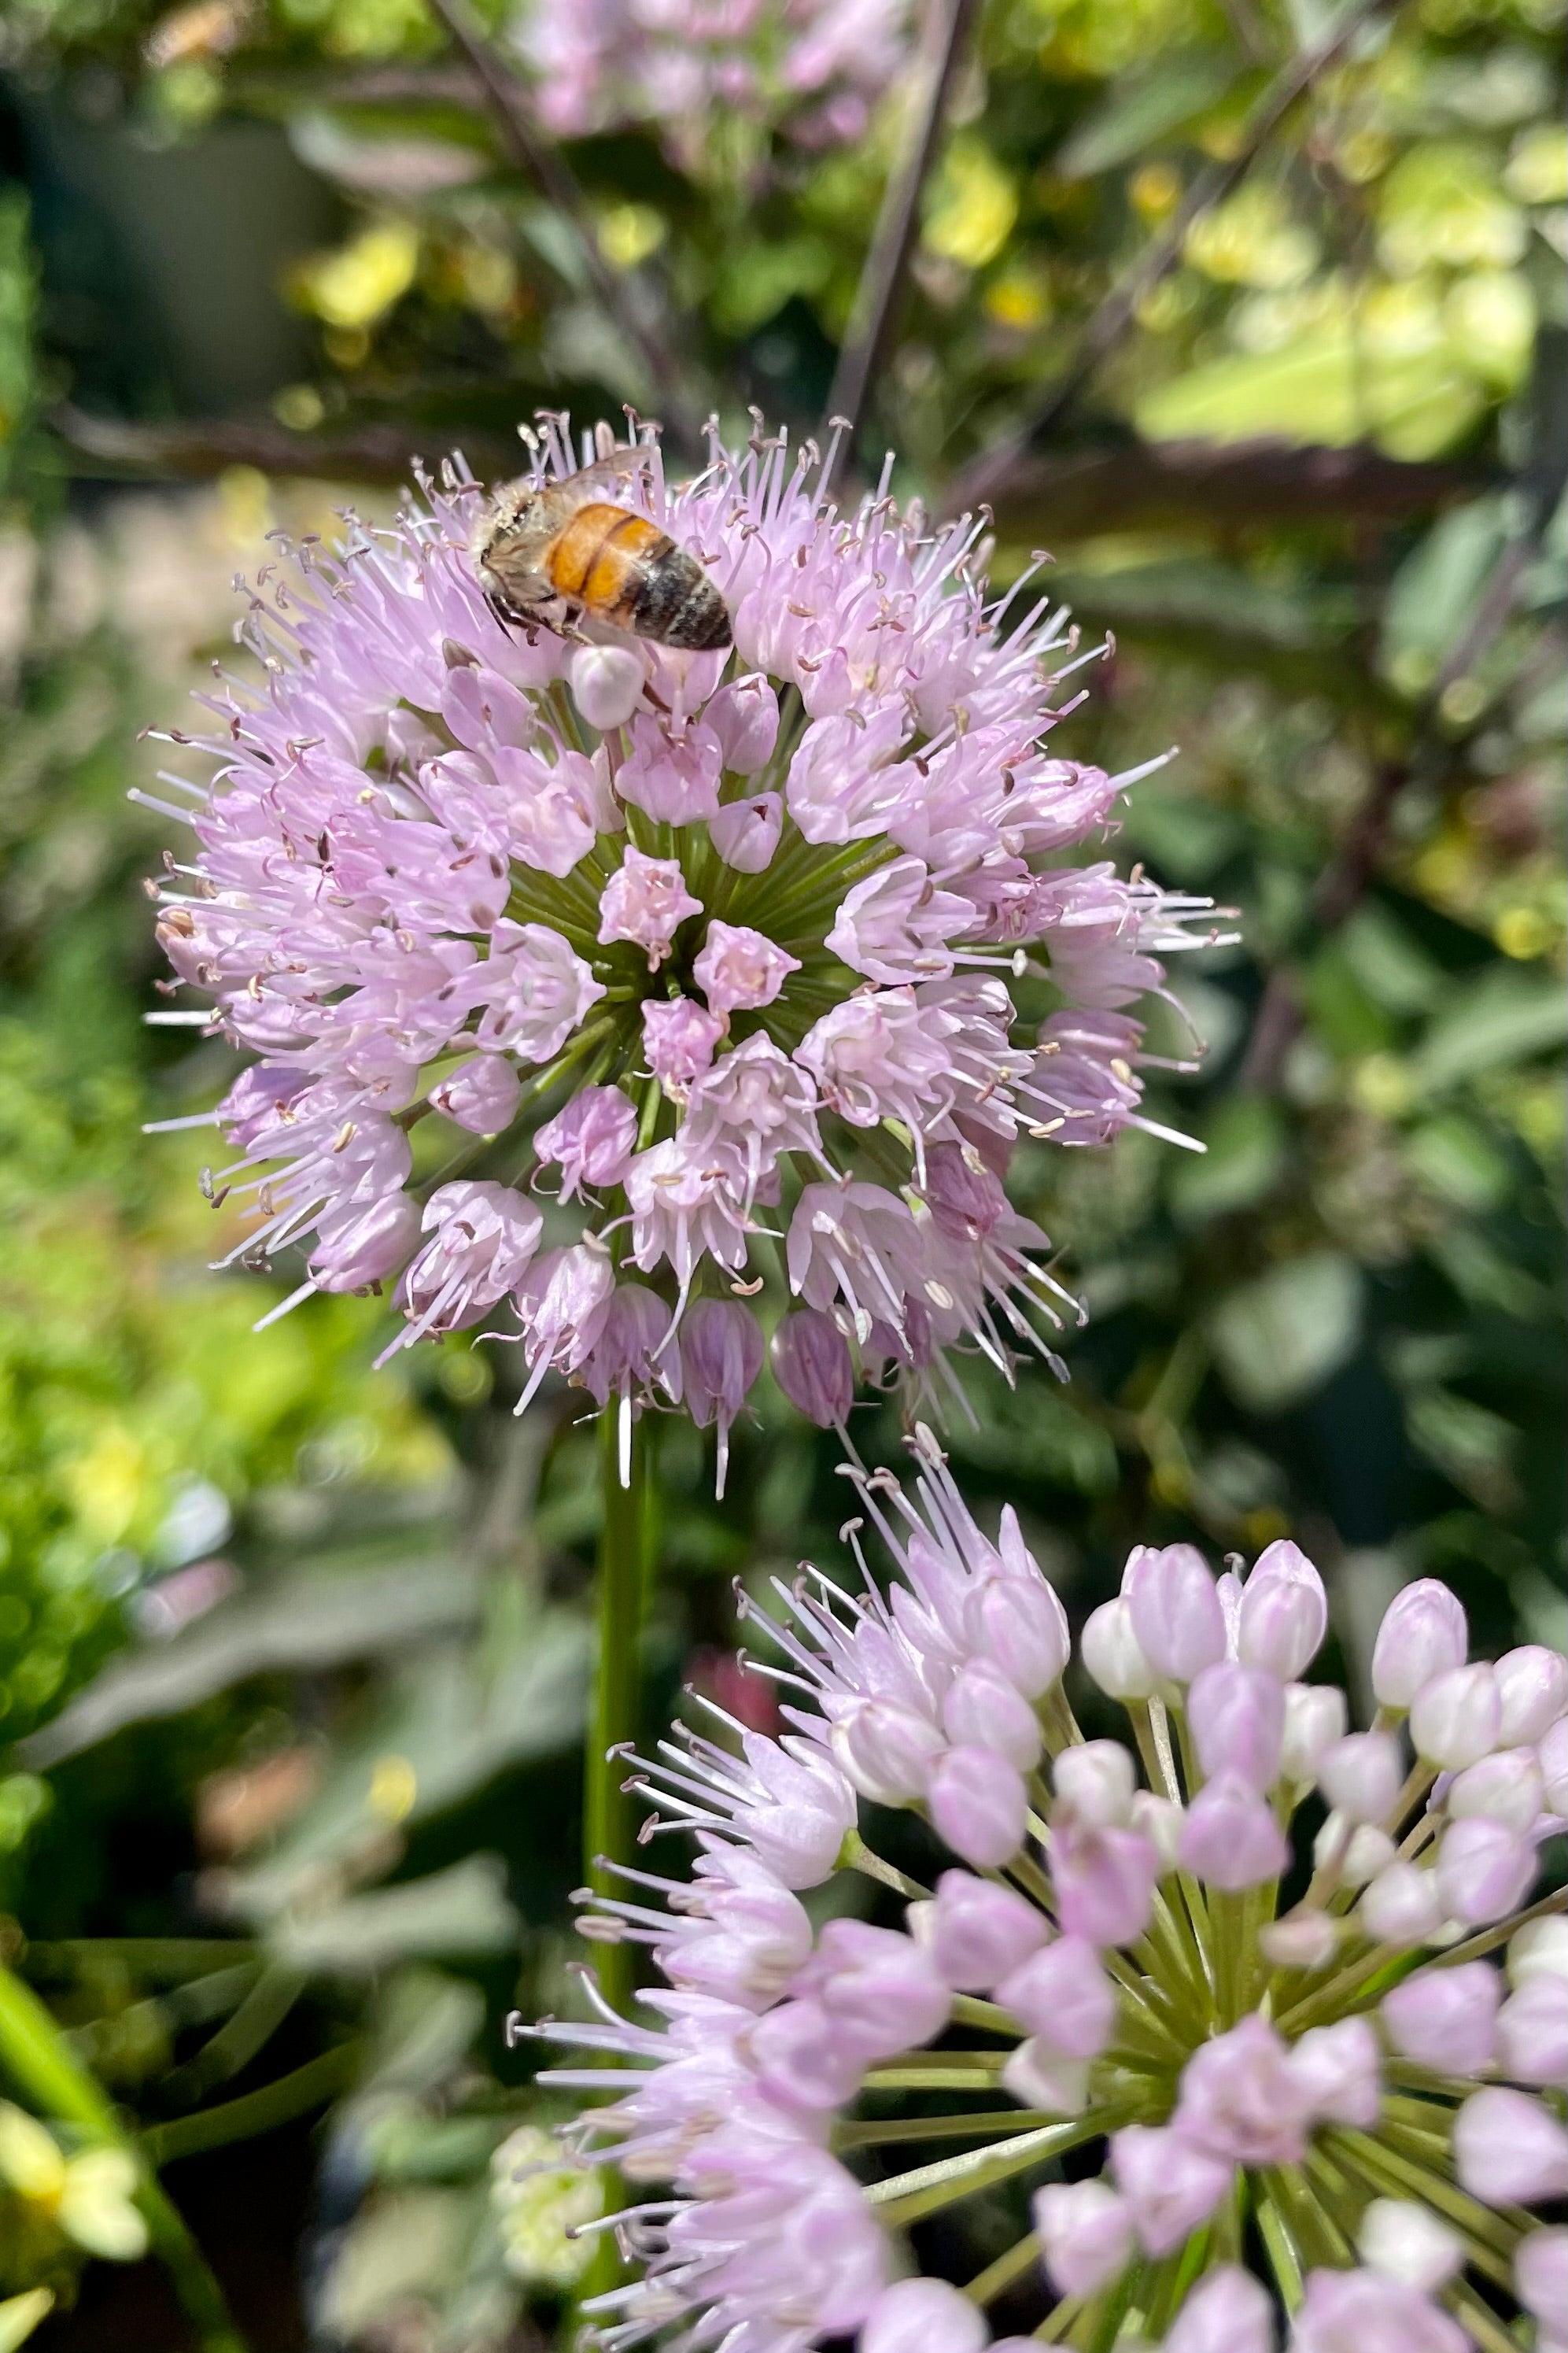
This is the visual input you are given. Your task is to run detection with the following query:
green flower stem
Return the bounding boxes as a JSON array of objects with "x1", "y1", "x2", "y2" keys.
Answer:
[
  {"x1": 140, "y1": 2044, "x2": 358, "y2": 2166},
  {"x1": 1327, "y1": 2128, "x2": 1523, "y2": 2259},
  {"x1": 0, "y1": 1963, "x2": 247, "y2": 2353},
  {"x1": 1255, "y1": 2182, "x2": 1306, "y2": 2312},
  {"x1": 838, "y1": 2110, "x2": 1064, "y2": 2152},
  {"x1": 585, "y1": 1400, "x2": 651, "y2": 2019},
  {"x1": 961, "y1": 2227, "x2": 1041, "y2": 2307},
  {"x1": 1448, "y1": 2285, "x2": 1529, "y2": 2353},
  {"x1": 869, "y1": 2109, "x2": 1123, "y2": 2229},
  {"x1": 842, "y1": 1827, "x2": 928, "y2": 1901},
  {"x1": 1430, "y1": 1882, "x2": 1568, "y2": 1971}
]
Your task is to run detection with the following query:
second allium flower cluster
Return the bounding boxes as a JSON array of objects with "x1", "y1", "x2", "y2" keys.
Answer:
[{"x1": 153, "y1": 418, "x2": 1216, "y2": 1472}]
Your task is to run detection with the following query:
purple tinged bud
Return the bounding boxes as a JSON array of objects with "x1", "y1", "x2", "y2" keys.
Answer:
[
  {"x1": 704, "y1": 673, "x2": 780, "y2": 775},
  {"x1": 996, "y1": 1934, "x2": 1117, "y2": 2057},
  {"x1": 928, "y1": 1745, "x2": 1028, "y2": 1869},
  {"x1": 1357, "y1": 2200, "x2": 1461, "y2": 2293},
  {"x1": 1409, "y1": 1663, "x2": 1501, "y2": 1771},
  {"x1": 802, "y1": 1919, "x2": 951, "y2": 2059},
  {"x1": 1435, "y1": 1815, "x2": 1536, "y2": 1926},
  {"x1": 770, "y1": 1308, "x2": 853, "y2": 1428},
  {"x1": 1383, "y1": 1963, "x2": 1501, "y2": 2076},
  {"x1": 1052, "y1": 1740, "x2": 1137, "y2": 1832},
  {"x1": 1110, "y1": 2122, "x2": 1232, "y2": 2255},
  {"x1": 1129, "y1": 1790, "x2": 1183, "y2": 1870},
  {"x1": 745, "y1": 1996, "x2": 871, "y2": 2112},
  {"x1": 642, "y1": 996, "x2": 725, "y2": 1091},
  {"x1": 1455, "y1": 2085, "x2": 1568, "y2": 2204},
  {"x1": 427, "y1": 1052, "x2": 522, "y2": 1135},
  {"x1": 942, "y1": 1657, "x2": 1042, "y2": 1770},
  {"x1": 913, "y1": 1870, "x2": 1048, "y2": 1993},
  {"x1": 1494, "y1": 1645, "x2": 1568, "y2": 1747},
  {"x1": 967, "y1": 1571, "x2": 1069, "y2": 1700},
  {"x1": 569, "y1": 641, "x2": 645, "y2": 730},
  {"x1": 1179, "y1": 1772, "x2": 1289, "y2": 1891},
  {"x1": 309, "y1": 1189, "x2": 422, "y2": 1290},
  {"x1": 831, "y1": 1699, "x2": 944, "y2": 1808},
  {"x1": 1319, "y1": 1730, "x2": 1403, "y2": 1823},
  {"x1": 1080, "y1": 1598, "x2": 1157, "y2": 1701},
  {"x1": 1164, "y1": 2264, "x2": 1277, "y2": 2353},
  {"x1": 1051, "y1": 1826, "x2": 1160, "y2": 1946},
  {"x1": 1448, "y1": 1746, "x2": 1544, "y2": 1834},
  {"x1": 1281, "y1": 1683, "x2": 1348, "y2": 1783},
  {"x1": 1189, "y1": 1662, "x2": 1286, "y2": 1790},
  {"x1": 1238, "y1": 1539, "x2": 1327, "y2": 1681},
  {"x1": 861, "y1": 2279, "x2": 987, "y2": 2353},
  {"x1": 1497, "y1": 1975, "x2": 1568, "y2": 2087},
  {"x1": 709, "y1": 792, "x2": 784, "y2": 873},
  {"x1": 1360, "y1": 1863, "x2": 1444, "y2": 1946},
  {"x1": 1539, "y1": 1716, "x2": 1568, "y2": 1816},
  {"x1": 535, "y1": 1084, "x2": 637, "y2": 1198},
  {"x1": 678, "y1": 1298, "x2": 763, "y2": 1497},
  {"x1": 1175, "y1": 2015, "x2": 1312, "y2": 2166},
  {"x1": 1371, "y1": 1579, "x2": 1468, "y2": 1711},
  {"x1": 1259, "y1": 1909, "x2": 1339, "y2": 1971},
  {"x1": 1002, "y1": 2041, "x2": 1089, "y2": 2115},
  {"x1": 1289, "y1": 2268, "x2": 1469, "y2": 2353},
  {"x1": 1288, "y1": 2016, "x2": 1382, "y2": 2127},
  {"x1": 1033, "y1": 2180, "x2": 1134, "y2": 2297},
  {"x1": 1516, "y1": 2227, "x2": 1568, "y2": 2323},
  {"x1": 1123, "y1": 1542, "x2": 1227, "y2": 1683},
  {"x1": 1340, "y1": 1823, "x2": 1397, "y2": 1885}
]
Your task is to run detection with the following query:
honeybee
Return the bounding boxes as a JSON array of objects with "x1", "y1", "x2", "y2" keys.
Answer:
[{"x1": 470, "y1": 451, "x2": 731, "y2": 653}]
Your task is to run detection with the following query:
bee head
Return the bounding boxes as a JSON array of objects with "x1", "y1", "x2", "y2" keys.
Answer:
[{"x1": 470, "y1": 477, "x2": 540, "y2": 564}]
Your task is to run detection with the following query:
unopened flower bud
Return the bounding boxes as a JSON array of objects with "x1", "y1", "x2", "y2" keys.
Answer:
[
  {"x1": 429, "y1": 1051, "x2": 522, "y2": 1134},
  {"x1": 1051, "y1": 1826, "x2": 1160, "y2": 1946},
  {"x1": 1238, "y1": 1540, "x2": 1327, "y2": 1682},
  {"x1": 1410, "y1": 1664, "x2": 1501, "y2": 1771},
  {"x1": 570, "y1": 642, "x2": 646, "y2": 730},
  {"x1": 1494, "y1": 1645, "x2": 1568, "y2": 1747},
  {"x1": 1129, "y1": 1790, "x2": 1183, "y2": 1870},
  {"x1": 914, "y1": 1869, "x2": 1047, "y2": 1992},
  {"x1": 1455, "y1": 2086, "x2": 1568, "y2": 2204},
  {"x1": 770, "y1": 1309, "x2": 853, "y2": 1428},
  {"x1": 536, "y1": 1084, "x2": 638, "y2": 1197},
  {"x1": 1002, "y1": 2041, "x2": 1089, "y2": 2115},
  {"x1": 703, "y1": 674, "x2": 780, "y2": 776},
  {"x1": 309, "y1": 1189, "x2": 421, "y2": 1290},
  {"x1": 996, "y1": 1934, "x2": 1116, "y2": 2057},
  {"x1": 709, "y1": 790, "x2": 784, "y2": 873},
  {"x1": 1539, "y1": 1716, "x2": 1568, "y2": 1816},
  {"x1": 968, "y1": 1572, "x2": 1069, "y2": 1699},
  {"x1": 928, "y1": 1745, "x2": 1027, "y2": 1869},
  {"x1": 1053, "y1": 1740, "x2": 1136, "y2": 1832},
  {"x1": 942, "y1": 1657, "x2": 1042, "y2": 1770},
  {"x1": 1318, "y1": 1730, "x2": 1402, "y2": 1823},
  {"x1": 1281, "y1": 1683, "x2": 1348, "y2": 1784},
  {"x1": 1497, "y1": 1975, "x2": 1568, "y2": 2087},
  {"x1": 861, "y1": 2278, "x2": 987, "y2": 2353},
  {"x1": 1164, "y1": 2263, "x2": 1277, "y2": 2353},
  {"x1": 1190, "y1": 1662, "x2": 1285, "y2": 1790},
  {"x1": 1435, "y1": 1816, "x2": 1534, "y2": 1926},
  {"x1": 1289, "y1": 2016, "x2": 1382, "y2": 2127},
  {"x1": 1371, "y1": 1579, "x2": 1467, "y2": 1711},
  {"x1": 1341, "y1": 1824, "x2": 1397, "y2": 1885},
  {"x1": 1260, "y1": 1909, "x2": 1339, "y2": 1971},
  {"x1": 1383, "y1": 1962, "x2": 1500, "y2": 2076},
  {"x1": 1123, "y1": 1542, "x2": 1227, "y2": 1683},
  {"x1": 746, "y1": 1997, "x2": 869, "y2": 2112},
  {"x1": 1360, "y1": 1863, "x2": 1443, "y2": 1946},
  {"x1": 1448, "y1": 1746, "x2": 1544, "y2": 1834},
  {"x1": 1516, "y1": 2227, "x2": 1568, "y2": 2324},
  {"x1": 832, "y1": 1700, "x2": 944, "y2": 1808},
  {"x1": 1357, "y1": 2199, "x2": 1462, "y2": 2292},
  {"x1": 1033, "y1": 2180, "x2": 1134, "y2": 2297},
  {"x1": 1109, "y1": 2122, "x2": 1232, "y2": 2255},
  {"x1": 805, "y1": 1918, "x2": 951, "y2": 2059},
  {"x1": 1080, "y1": 1598, "x2": 1157, "y2": 1701},
  {"x1": 1179, "y1": 1773, "x2": 1289, "y2": 1891},
  {"x1": 1509, "y1": 1915, "x2": 1568, "y2": 1988}
]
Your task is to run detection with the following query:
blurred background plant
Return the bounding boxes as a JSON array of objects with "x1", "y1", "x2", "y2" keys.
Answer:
[{"x1": 0, "y1": 0, "x2": 1562, "y2": 2344}]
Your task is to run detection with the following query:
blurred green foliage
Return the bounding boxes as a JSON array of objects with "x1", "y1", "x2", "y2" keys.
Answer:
[{"x1": 0, "y1": 0, "x2": 1564, "y2": 2343}]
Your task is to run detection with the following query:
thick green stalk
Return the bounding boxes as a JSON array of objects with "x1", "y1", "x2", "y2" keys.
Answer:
[
  {"x1": 0, "y1": 1963, "x2": 246, "y2": 2353},
  {"x1": 585, "y1": 1401, "x2": 651, "y2": 2018}
]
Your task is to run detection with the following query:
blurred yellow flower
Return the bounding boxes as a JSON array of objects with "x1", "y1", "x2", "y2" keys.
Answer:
[
  {"x1": 1377, "y1": 142, "x2": 1526, "y2": 275},
  {"x1": 1185, "y1": 186, "x2": 1319, "y2": 290},
  {"x1": 598, "y1": 204, "x2": 667, "y2": 270},
  {"x1": 490, "y1": 2126, "x2": 602, "y2": 2287},
  {"x1": 924, "y1": 139, "x2": 1018, "y2": 271},
  {"x1": 1503, "y1": 123, "x2": 1568, "y2": 206},
  {"x1": 367, "y1": 1753, "x2": 418, "y2": 1822},
  {"x1": 1494, "y1": 907, "x2": 1553, "y2": 960},
  {"x1": 63, "y1": 1424, "x2": 145, "y2": 1546},
  {"x1": 290, "y1": 221, "x2": 420, "y2": 331},
  {"x1": 0, "y1": 2106, "x2": 148, "y2": 2262},
  {"x1": 983, "y1": 266, "x2": 1052, "y2": 330},
  {"x1": 1442, "y1": 268, "x2": 1536, "y2": 389},
  {"x1": 0, "y1": 2291, "x2": 53, "y2": 2353},
  {"x1": 1129, "y1": 162, "x2": 1182, "y2": 221}
]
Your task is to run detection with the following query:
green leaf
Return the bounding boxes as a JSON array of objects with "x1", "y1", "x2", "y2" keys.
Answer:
[
  {"x1": 1338, "y1": 904, "x2": 1445, "y2": 1017},
  {"x1": 1135, "y1": 331, "x2": 1490, "y2": 464},
  {"x1": 1056, "y1": 50, "x2": 1249, "y2": 178},
  {"x1": 1379, "y1": 498, "x2": 1512, "y2": 692},
  {"x1": 1208, "y1": 1253, "x2": 1363, "y2": 1414},
  {"x1": 269, "y1": 1858, "x2": 521, "y2": 1974},
  {"x1": 1170, "y1": 1097, "x2": 1286, "y2": 1225},
  {"x1": 1404, "y1": 1117, "x2": 1509, "y2": 1211},
  {"x1": 1304, "y1": 944, "x2": 1398, "y2": 1058},
  {"x1": 1414, "y1": 973, "x2": 1568, "y2": 1090},
  {"x1": 1406, "y1": 1388, "x2": 1521, "y2": 1511}
]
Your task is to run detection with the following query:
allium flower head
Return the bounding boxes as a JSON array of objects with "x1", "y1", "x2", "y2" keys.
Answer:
[
  {"x1": 514, "y1": 0, "x2": 913, "y2": 161},
  {"x1": 529, "y1": 1450, "x2": 1568, "y2": 2351},
  {"x1": 151, "y1": 417, "x2": 1219, "y2": 1477}
]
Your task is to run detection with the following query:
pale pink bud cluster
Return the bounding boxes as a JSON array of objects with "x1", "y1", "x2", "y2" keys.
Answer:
[
  {"x1": 525, "y1": 1443, "x2": 1568, "y2": 2353},
  {"x1": 153, "y1": 418, "x2": 1221, "y2": 1468}
]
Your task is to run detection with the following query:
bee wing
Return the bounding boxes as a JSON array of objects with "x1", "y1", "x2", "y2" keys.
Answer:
[{"x1": 555, "y1": 448, "x2": 656, "y2": 508}]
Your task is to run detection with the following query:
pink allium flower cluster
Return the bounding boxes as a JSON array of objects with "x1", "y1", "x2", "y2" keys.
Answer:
[
  {"x1": 529, "y1": 1442, "x2": 1568, "y2": 2351},
  {"x1": 150, "y1": 417, "x2": 1218, "y2": 1479},
  {"x1": 514, "y1": 0, "x2": 913, "y2": 158}
]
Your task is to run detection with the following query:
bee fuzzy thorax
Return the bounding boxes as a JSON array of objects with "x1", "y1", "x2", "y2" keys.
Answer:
[{"x1": 473, "y1": 456, "x2": 731, "y2": 654}]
